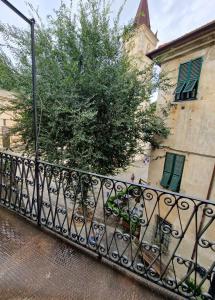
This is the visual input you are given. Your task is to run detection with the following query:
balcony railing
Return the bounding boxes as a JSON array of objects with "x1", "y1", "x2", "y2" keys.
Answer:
[{"x1": 0, "y1": 152, "x2": 214, "y2": 299}]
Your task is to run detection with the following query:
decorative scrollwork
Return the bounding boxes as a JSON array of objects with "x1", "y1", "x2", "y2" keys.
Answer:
[
  {"x1": 120, "y1": 255, "x2": 131, "y2": 267},
  {"x1": 41, "y1": 218, "x2": 46, "y2": 224},
  {"x1": 48, "y1": 187, "x2": 59, "y2": 194},
  {"x1": 177, "y1": 197, "x2": 193, "y2": 211},
  {"x1": 199, "y1": 238, "x2": 215, "y2": 252},
  {"x1": 80, "y1": 174, "x2": 91, "y2": 185},
  {"x1": 133, "y1": 262, "x2": 146, "y2": 274},
  {"x1": 174, "y1": 256, "x2": 194, "y2": 270},
  {"x1": 141, "y1": 241, "x2": 160, "y2": 254},
  {"x1": 0, "y1": 152, "x2": 214, "y2": 300},
  {"x1": 139, "y1": 218, "x2": 148, "y2": 226},
  {"x1": 111, "y1": 250, "x2": 119, "y2": 262},
  {"x1": 78, "y1": 235, "x2": 86, "y2": 245},
  {"x1": 98, "y1": 244, "x2": 107, "y2": 255},
  {"x1": 57, "y1": 207, "x2": 67, "y2": 215},
  {"x1": 162, "y1": 277, "x2": 177, "y2": 290},
  {"x1": 203, "y1": 206, "x2": 215, "y2": 218},
  {"x1": 92, "y1": 221, "x2": 105, "y2": 232},
  {"x1": 91, "y1": 176, "x2": 99, "y2": 187},
  {"x1": 42, "y1": 201, "x2": 51, "y2": 208},
  {"x1": 47, "y1": 221, "x2": 53, "y2": 227},
  {"x1": 115, "y1": 230, "x2": 131, "y2": 242},
  {"x1": 103, "y1": 178, "x2": 114, "y2": 191},
  {"x1": 129, "y1": 186, "x2": 142, "y2": 198},
  {"x1": 25, "y1": 179, "x2": 34, "y2": 186},
  {"x1": 130, "y1": 214, "x2": 139, "y2": 224},
  {"x1": 83, "y1": 198, "x2": 96, "y2": 209},
  {"x1": 115, "y1": 181, "x2": 126, "y2": 193},
  {"x1": 146, "y1": 267, "x2": 160, "y2": 282},
  {"x1": 143, "y1": 188, "x2": 157, "y2": 201},
  {"x1": 73, "y1": 213, "x2": 85, "y2": 224}
]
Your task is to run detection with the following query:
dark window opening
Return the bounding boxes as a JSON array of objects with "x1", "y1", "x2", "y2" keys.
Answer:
[{"x1": 154, "y1": 215, "x2": 172, "y2": 253}]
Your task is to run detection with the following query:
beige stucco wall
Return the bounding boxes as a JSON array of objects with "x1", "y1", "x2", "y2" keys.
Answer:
[
  {"x1": 0, "y1": 89, "x2": 20, "y2": 149},
  {"x1": 148, "y1": 42, "x2": 215, "y2": 200},
  {"x1": 145, "y1": 37, "x2": 215, "y2": 289}
]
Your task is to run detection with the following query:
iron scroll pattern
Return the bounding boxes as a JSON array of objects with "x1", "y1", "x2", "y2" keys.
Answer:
[{"x1": 0, "y1": 152, "x2": 214, "y2": 299}]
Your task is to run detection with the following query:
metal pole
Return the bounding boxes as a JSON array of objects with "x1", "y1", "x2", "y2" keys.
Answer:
[
  {"x1": 30, "y1": 19, "x2": 41, "y2": 225},
  {"x1": 30, "y1": 19, "x2": 38, "y2": 157},
  {"x1": 0, "y1": 1, "x2": 38, "y2": 154},
  {"x1": 0, "y1": 0, "x2": 40, "y2": 224}
]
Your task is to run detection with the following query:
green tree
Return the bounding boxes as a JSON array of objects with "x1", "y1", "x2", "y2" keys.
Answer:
[{"x1": 0, "y1": 0, "x2": 170, "y2": 175}]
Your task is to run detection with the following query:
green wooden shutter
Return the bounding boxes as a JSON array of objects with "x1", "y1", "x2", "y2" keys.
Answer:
[
  {"x1": 169, "y1": 155, "x2": 185, "y2": 192},
  {"x1": 175, "y1": 62, "x2": 190, "y2": 99},
  {"x1": 183, "y1": 57, "x2": 203, "y2": 93},
  {"x1": 160, "y1": 153, "x2": 175, "y2": 188}
]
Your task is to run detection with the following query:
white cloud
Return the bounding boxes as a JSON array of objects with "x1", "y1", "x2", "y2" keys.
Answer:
[
  {"x1": 161, "y1": 0, "x2": 174, "y2": 14},
  {"x1": 0, "y1": 0, "x2": 214, "y2": 46}
]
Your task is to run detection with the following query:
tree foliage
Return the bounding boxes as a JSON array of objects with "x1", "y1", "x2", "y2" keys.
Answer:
[{"x1": 0, "y1": 0, "x2": 171, "y2": 175}]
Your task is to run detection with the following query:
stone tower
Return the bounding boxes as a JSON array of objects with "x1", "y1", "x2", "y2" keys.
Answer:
[{"x1": 127, "y1": 0, "x2": 158, "y2": 67}]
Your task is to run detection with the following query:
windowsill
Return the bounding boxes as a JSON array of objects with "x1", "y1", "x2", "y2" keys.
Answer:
[
  {"x1": 160, "y1": 183, "x2": 179, "y2": 194},
  {"x1": 171, "y1": 98, "x2": 198, "y2": 104}
]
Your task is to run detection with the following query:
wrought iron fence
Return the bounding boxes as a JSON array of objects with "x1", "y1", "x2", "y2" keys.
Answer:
[{"x1": 0, "y1": 152, "x2": 214, "y2": 299}]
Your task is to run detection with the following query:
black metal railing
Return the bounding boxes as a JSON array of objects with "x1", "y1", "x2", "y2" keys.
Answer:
[{"x1": 0, "y1": 152, "x2": 214, "y2": 299}]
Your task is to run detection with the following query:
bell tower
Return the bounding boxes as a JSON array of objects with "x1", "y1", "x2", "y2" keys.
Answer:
[{"x1": 127, "y1": 0, "x2": 158, "y2": 66}]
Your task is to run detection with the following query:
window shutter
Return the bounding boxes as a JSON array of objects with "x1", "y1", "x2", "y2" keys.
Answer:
[
  {"x1": 179, "y1": 62, "x2": 190, "y2": 81},
  {"x1": 190, "y1": 57, "x2": 203, "y2": 79},
  {"x1": 175, "y1": 62, "x2": 190, "y2": 99},
  {"x1": 160, "y1": 153, "x2": 175, "y2": 188},
  {"x1": 183, "y1": 57, "x2": 203, "y2": 93},
  {"x1": 169, "y1": 155, "x2": 185, "y2": 192}
]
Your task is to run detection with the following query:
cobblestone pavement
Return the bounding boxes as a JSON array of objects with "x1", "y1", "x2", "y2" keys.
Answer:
[{"x1": 0, "y1": 207, "x2": 168, "y2": 300}]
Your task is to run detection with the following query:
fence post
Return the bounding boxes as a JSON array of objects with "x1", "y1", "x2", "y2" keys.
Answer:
[{"x1": 30, "y1": 19, "x2": 41, "y2": 225}]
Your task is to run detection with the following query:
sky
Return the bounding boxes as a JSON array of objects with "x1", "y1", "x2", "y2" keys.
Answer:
[{"x1": 0, "y1": 0, "x2": 214, "y2": 45}]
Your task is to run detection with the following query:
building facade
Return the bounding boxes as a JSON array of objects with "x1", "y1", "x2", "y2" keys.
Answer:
[
  {"x1": 146, "y1": 21, "x2": 215, "y2": 201},
  {"x1": 0, "y1": 89, "x2": 19, "y2": 150},
  {"x1": 129, "y1": 3, "x2": 215, "y2": 291}
]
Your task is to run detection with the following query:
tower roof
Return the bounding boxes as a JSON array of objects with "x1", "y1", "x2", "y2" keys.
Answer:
[{"x1": 134, "y1": 0, "x2": 151, "y2": 29}]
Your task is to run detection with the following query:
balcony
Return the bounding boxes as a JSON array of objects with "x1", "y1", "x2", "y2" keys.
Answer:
[
  {"x1": 0, "y1": 152, "x2": 214, "y2": 299},
  {"x1": 0, "y1": 207, "x2": 171, "y2": 300}
]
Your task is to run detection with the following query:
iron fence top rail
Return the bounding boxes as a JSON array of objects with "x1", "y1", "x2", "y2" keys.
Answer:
[{"x1": 1, "y1": 151, "x2": 215, "y2": 206}]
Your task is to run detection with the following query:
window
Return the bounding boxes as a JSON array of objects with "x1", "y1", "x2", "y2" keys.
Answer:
[
  {"x1": 160, "y1": 153, "x2": 185, "y2": 192},
  {"x1": 154, "y1": 215, "x2": 172, "y2": 253},
  {"x1": 175, "y1": 57, "x2": 203, "y2": 101}
]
